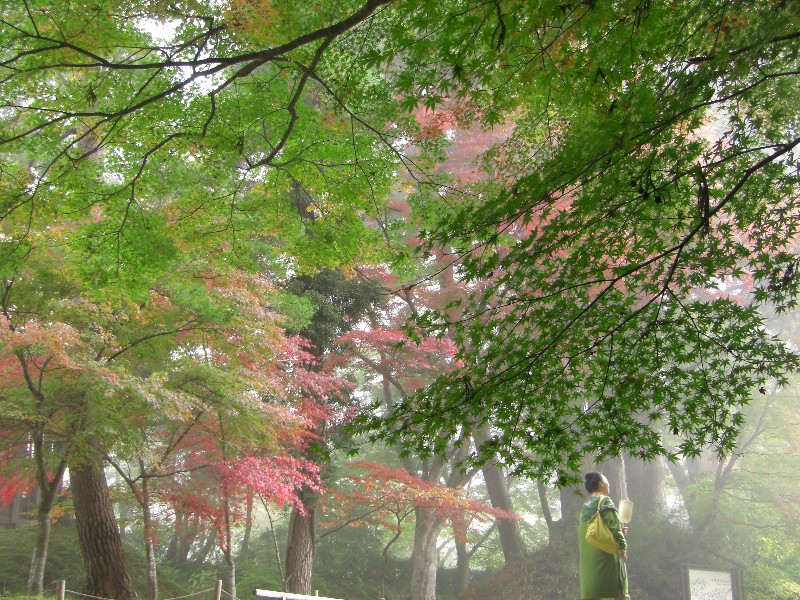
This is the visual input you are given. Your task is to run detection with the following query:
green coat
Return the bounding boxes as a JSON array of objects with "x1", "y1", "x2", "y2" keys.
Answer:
[{"x1": 578, "y1": 495, "x2": 628, "y2": 599}]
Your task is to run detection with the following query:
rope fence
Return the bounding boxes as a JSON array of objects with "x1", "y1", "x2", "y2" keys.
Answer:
[
  {"x1": 57, "y1": 581, "x2": 223, "y2": 600},
  {"x1": 164, "y1": 588, "x2": 222, "y2": 600},
  {"x1": 53, "y1": 581, "x2": 345, "y2": 600}
]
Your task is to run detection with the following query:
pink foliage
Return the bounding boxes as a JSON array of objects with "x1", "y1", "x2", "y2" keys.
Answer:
[
  {"x1": 335, "y1": 328, "x2": 457, "y2": 391},
  {"x1": 163, "y1": 454, "x2": 322, "y2": 551}
]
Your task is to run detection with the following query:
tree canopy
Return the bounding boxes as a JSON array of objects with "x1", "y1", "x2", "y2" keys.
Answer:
[{"x1": 2, "y1": 0, "x2": 799, "y2": 485}]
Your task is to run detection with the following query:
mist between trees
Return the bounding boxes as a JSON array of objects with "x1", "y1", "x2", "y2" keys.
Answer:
[{"x1": 0, "y1": 1, "x2": 798, "y2": 600}]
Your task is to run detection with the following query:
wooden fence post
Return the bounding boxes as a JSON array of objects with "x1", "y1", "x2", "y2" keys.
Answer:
[
  {"x1": 215, "y1": 580, "x2": 222, "y2": 600},
  {"x1": 57, "y1": 580, "x2": 65, "y2": 600}
]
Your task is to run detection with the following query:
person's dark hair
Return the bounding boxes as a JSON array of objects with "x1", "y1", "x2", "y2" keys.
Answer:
[{"x1": 584, "y1": 471, "x2": 605, "y2": 493}]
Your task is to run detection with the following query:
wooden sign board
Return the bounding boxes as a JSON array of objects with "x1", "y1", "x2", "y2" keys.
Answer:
[{"x1": 683, "y1": 566, "x2": 744, "y2": 600}]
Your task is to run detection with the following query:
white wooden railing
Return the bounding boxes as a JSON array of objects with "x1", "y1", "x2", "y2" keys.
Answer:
[{"x1": 255, "y1": 589, "x2": 345, "y2": 600}]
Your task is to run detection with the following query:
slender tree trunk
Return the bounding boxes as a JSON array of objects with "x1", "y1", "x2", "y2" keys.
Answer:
[
  {"x1": 27, "y1": 504, "x2": 53, "y2": 595},
  {"x1": 221, "y1": 483, "x2": 237, "y2": 600},
  {"x1": 483, "y1": 466, "x2": 525, "y2": 561},
  {"x1": 224, "y1": 550, "x2": 237, "y2": 600},
  {"x1": 27, "y1": 434, "x2": 68, "y2": 595},
  {"x1": 667, "y1": 451, "x2": 717, "y2": 531},
  {"x1": 142, "y1": 478, "x2": 158, "y2": 600},
  {"x1": 264, "y1": 505, "x2": 285, "y2": 588},
  {"x1": 145, "y1": 539, "x2": 158, "y2": 600},
  {"x1": 166, "y1": 511, "x2": 204, "y2": 568},
  {"x1": 409, "y1": 507, "x2": 444, "y2": 600},
  {"x1": 284, "y1": 490, "x2": 317, "y2": 595},
  {"x1": 475, "y1": 426, "x2": 524, "y2": 562},
  {"x1": 537, "y1": 481, "x2": 556, "y2": 545},
  {"x1": 71, "y1": 457, "x2": 137, "y2": 600}
]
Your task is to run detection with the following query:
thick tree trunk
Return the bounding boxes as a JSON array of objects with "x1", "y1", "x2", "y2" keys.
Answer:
[
  {"x1": 550, "y1": 482, "x2": 584, "y2": 553},
  {"x1": 284, "y1": 490, "x2": 317, "y2": 595},
  {"x1": 409, "y1": 507, "x2": 444, "y2": 600},
  {"x1": 597, "y1": 457, "x2": 625, "y2": 504},
  {"x1": 71, "y1": 458, "x2": 137, "y2": 600},
  {"x1": 625, "y1": 454, "x2": 667, "y2": 519},
  {"x1": 474, "y1": 426, "x2": 525, "y2": 563}
]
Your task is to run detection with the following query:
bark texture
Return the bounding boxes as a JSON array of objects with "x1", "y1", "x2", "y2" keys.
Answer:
[
  {"x1": 284, "y1": 490, "x2": 317, "y2": 595},
  {"x1": 72, "y1": 458, "x2": 137, "y2": 600}
]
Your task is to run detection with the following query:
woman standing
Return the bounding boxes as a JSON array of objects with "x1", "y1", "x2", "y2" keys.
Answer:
[{"x1": 578, "y1": 471, "x2": 629, "y2": 600}]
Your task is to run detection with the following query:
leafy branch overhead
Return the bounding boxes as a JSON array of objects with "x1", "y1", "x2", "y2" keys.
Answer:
[
  {"x1": 377, "y1": 0, "x2": 800, "y2": 479},
  {"x1": 0, "y1": 0, "x2": 402, "y2": 275}
]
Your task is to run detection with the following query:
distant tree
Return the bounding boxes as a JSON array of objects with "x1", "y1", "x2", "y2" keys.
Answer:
[
  {"x1": 337, "y1": 289, "x2": 478, "y2": 600},
  {"x1": 281, "y1": 270, "x2": 381, "y2": 595}
]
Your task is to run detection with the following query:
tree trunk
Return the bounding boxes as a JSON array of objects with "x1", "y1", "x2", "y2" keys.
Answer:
[
  {"x1": 27, "y1": 505, "x2": 53, "y2": 596},
  {"x1": 455, "y1": 540, "x2": 470, "y2": 596},
  {"x1": 222, "y1": 483, "x2": 237, "y2": 600},
  {"x1": 238, "y1": 495, "x2": 254, "y2": 560},
  {"x1": 71, "y1": 457, "x2": 137, "y2": 600},
  {"x1": 224, "y1": 550, "x2": 237, "y2": 600},
  {"x1": 142, "y1": 478, "x2": 158, "y2": 600},
  {"x1": 409, "y1": 507, "x2": 444, "y2": 600},
  {"x1": 550, "y1": 482, "x2": 584, "y2": 553},
  {"x1": 625, "y1": 454, "x2": 667, "y2": 519},
  {"x1": 145, "y1": 539, "x2": 158, "y2": 600},
  {"x1": 164, "y1": 516, "x2": 179, "y2": 566},
  {"x1": 27, "y1": 434, "x2": 68, "y2": 595},
  {"x1": 485, "y1": 469, "x2": 525, "y2": 561},
  {"x1": 474, "y1": 426, "x2": 525, "y2": 563},
  {"x1": 284, "y1": 490, "x2": 317, "y2": 595},
  {"x1": 597, "y1": 457, "x2": 625, "y2": 504},
  {"x1": 667, "y1": 451, "x2": 718, "y2": 531}
]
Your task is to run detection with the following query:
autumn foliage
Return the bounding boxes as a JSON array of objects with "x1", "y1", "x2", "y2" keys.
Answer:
[{"x1": 325, "y1": 461, "x2": 517, "y2": 545}]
